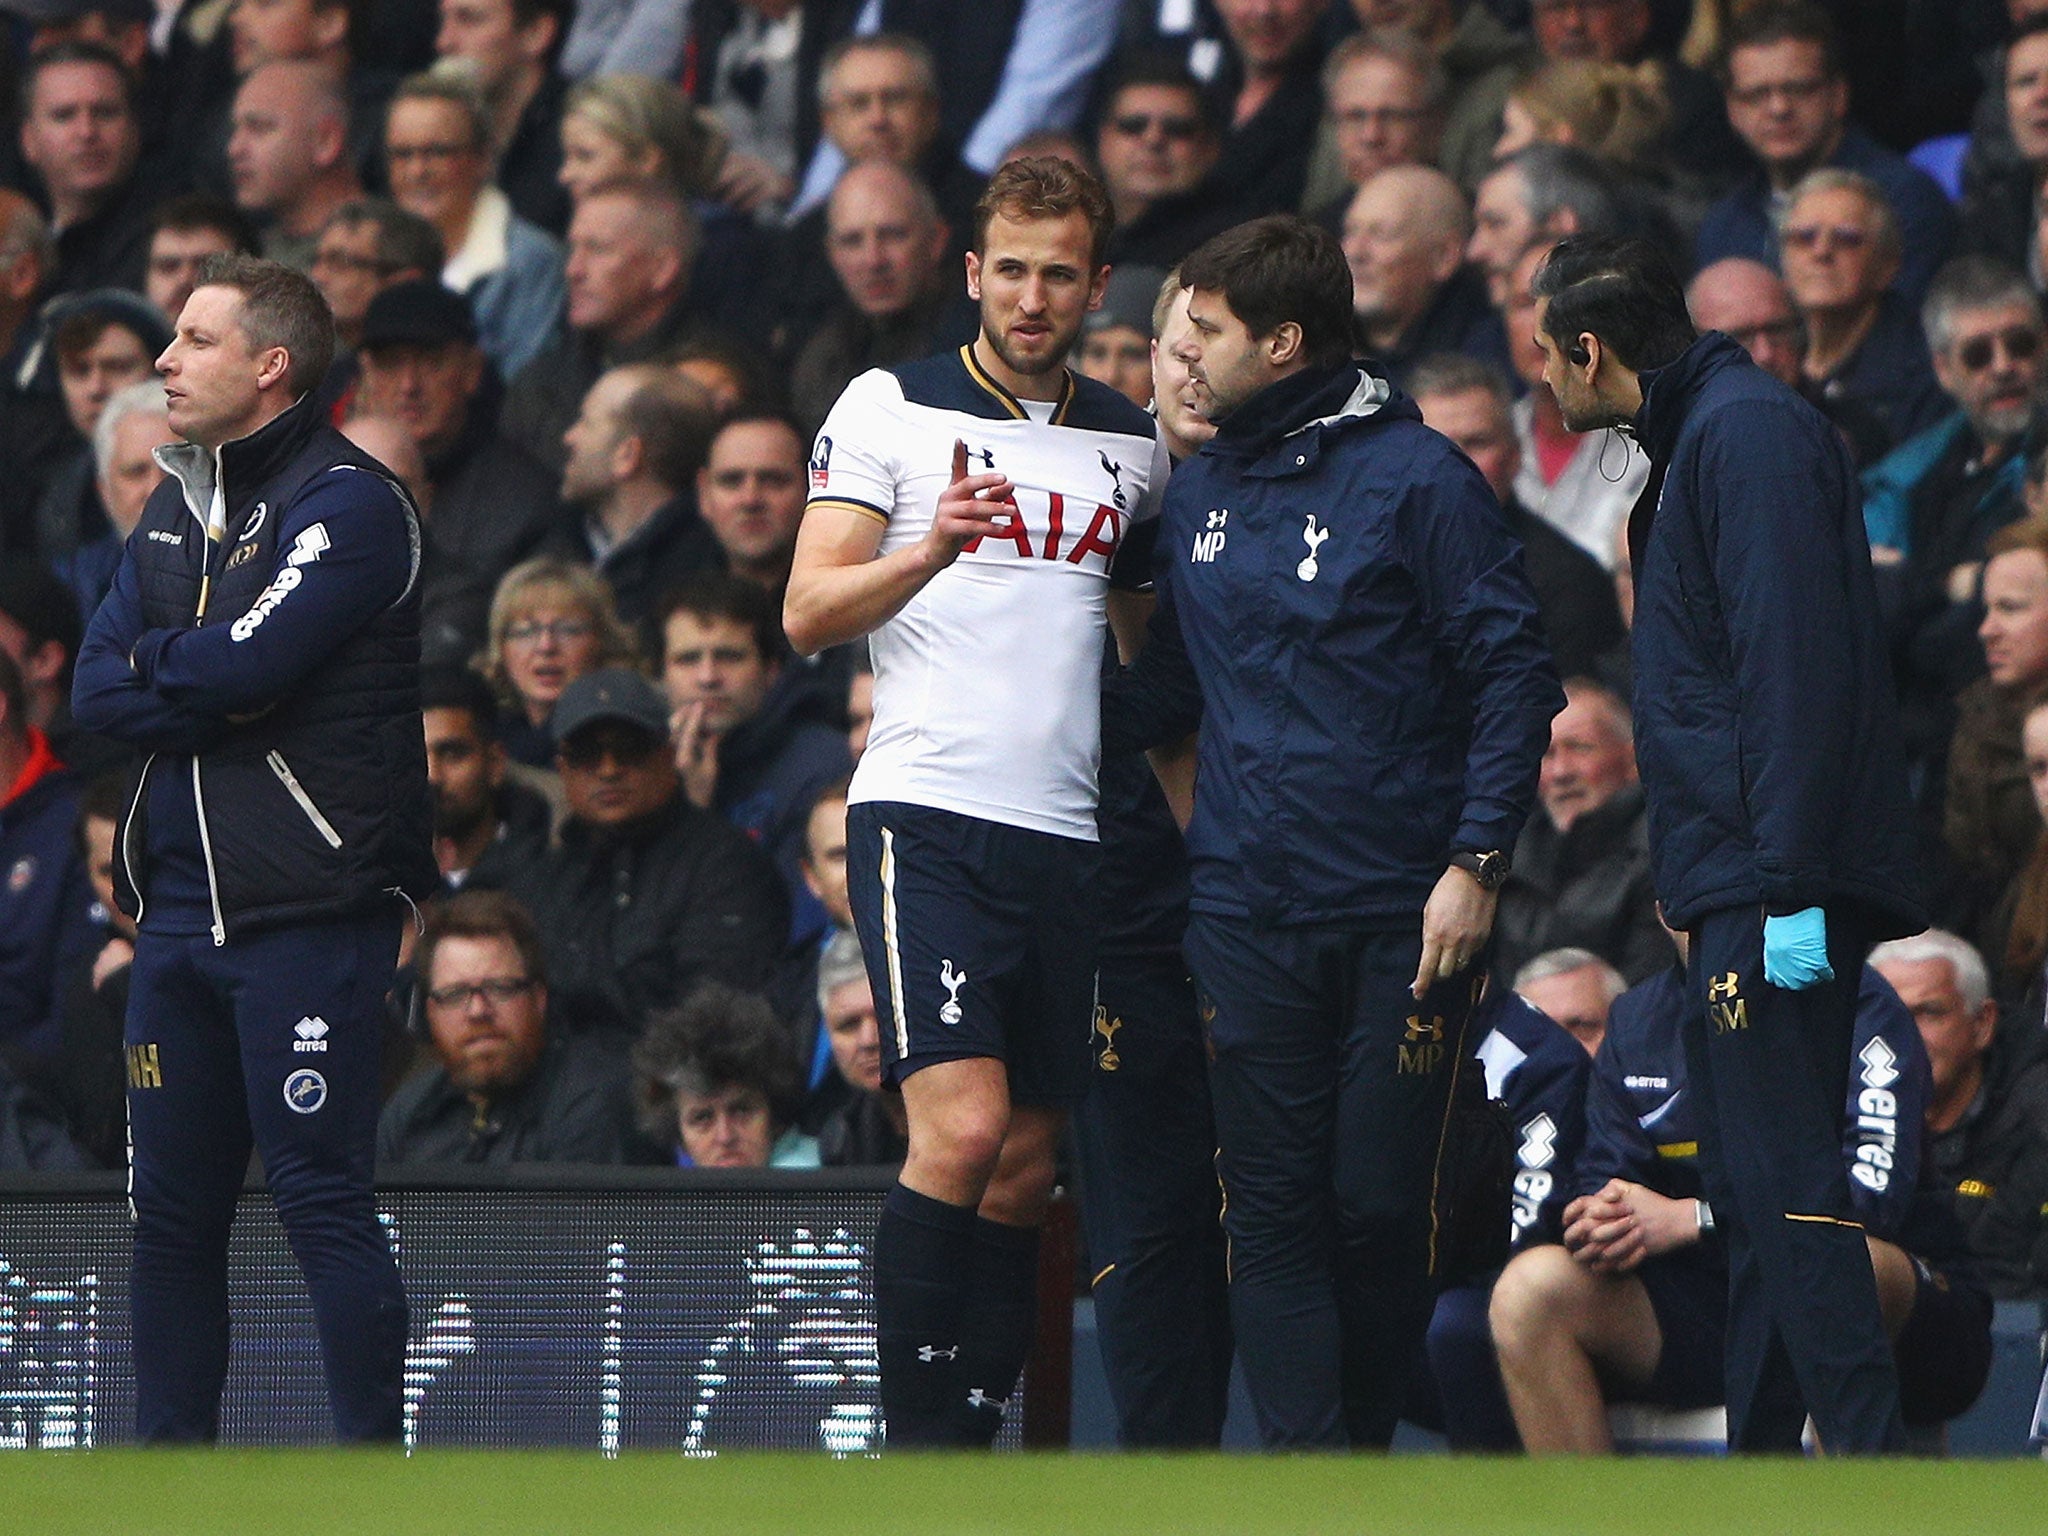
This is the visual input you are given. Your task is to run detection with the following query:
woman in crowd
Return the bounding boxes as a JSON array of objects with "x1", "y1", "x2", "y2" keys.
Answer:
[
  {"x1": 634, "y1": 985, "x2": 818, "y2": 1169},
  {"x1": 481, "y1": 557, "x2": 641, "y2": 770},
  {"x1": 557, "y1": 73, "x2": 727, "y2": 206},
  {"x1": 1494, "y1": 59, "x2": 1670, "y2": 181}
]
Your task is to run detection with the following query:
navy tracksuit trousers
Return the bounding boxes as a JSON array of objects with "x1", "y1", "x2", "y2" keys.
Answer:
[
  {"x1": 1073, "y1": 952, "x2": 1232, "y2": 1447},
  {"x1": 125, "y1": 914, "x2": 409, "y2": 1443},
  {"x1": 1184, "y1": 914, "x2": 1476, "y2": 1449},
  {"x1": 1684, "y1": 905, "x2": 1903, "y2": 1453}
]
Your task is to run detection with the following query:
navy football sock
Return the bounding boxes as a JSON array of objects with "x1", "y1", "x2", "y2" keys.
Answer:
[
  {"x1": 873, "y1": 1182, "x2": 978, "y2": 1447},
  {"x1": 955, "y1": 1215, "x2": 1041, "y2": 1447}
]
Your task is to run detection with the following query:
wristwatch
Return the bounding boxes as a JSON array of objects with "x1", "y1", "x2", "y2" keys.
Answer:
[{"x1": 1450, "y1": 849, "x2": 1511, "y2": 891}]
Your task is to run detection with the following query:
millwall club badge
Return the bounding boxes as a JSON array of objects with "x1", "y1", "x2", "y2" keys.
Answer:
[{"x1": 1297, "y1": 513, "x2": 1330, "y2": 581}]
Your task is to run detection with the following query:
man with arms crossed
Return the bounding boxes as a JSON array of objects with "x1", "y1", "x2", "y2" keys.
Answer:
[
  {"x1": 72, "y1": 255, "x2": 433, "y2": 1441},
  {"x1": 1529, "y1": 234, "x2": 1926, "y2": 1452},
  {"x1": 785, "y1": 157, "x2": 1167, "y2": 1448}
]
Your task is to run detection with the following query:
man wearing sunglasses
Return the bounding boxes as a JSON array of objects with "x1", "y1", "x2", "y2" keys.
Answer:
[
  {"x1": 378, "y1": 888, "x2": 632, "y2": 1165},
  {"x1": 1094, "y1": 57, "x2": 1228, "y2": 269},
  {"x1": 1532, "y1": 234, "x2": 1926, "y2": 1453},
  {"x1": 504, "y1": 666, "x2": 787, "y2": 1042},
  {"x1": 1777, "y1": 169, "x2": 1947, "y2": 457},
  {"x1": 1863, "y1": 257, "x2": 2048, "y2": 898}
]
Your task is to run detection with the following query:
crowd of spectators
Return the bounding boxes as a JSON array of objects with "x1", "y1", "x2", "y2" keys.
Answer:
[{"x1": 5, "y1": 0, "x2": 2048, "y2": 1439}]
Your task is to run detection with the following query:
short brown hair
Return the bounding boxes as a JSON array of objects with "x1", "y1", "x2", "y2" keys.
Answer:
[
  {"x1": 417, "y1": 889, "x2": 547, "y2": 992},
  {"x1": 193, "y1": 252, "x2": 336, "y2": 395},
  {"x1": 1719, "y1": 1, "x2": 1841, "y2": 83},
  {"x1": 608, "y1": 362, "x2": 717, "y2": 490},
  {"x1": 1179, "y1": 215, "x2": 1358, "y2": 370},
  {"x1": 973, "y1": 155, "x2": 1114, "y2": 268},
  {"x1": 656, "y1": 569, "x2": 782, "y2": 662}
]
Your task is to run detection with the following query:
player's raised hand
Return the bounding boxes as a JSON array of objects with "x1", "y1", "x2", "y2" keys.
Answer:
[{"x1": 925, "y1": 439, "x2": 1016, "y2": 567}]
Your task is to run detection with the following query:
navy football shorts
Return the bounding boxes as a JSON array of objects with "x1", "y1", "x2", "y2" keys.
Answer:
[
  {"x1": 846, "y1": 801, "x2": 1100, "y2": 1106},
  {"x1": 1632, "y1": 1254, "x2": 1729, "y2": 1410},
  {"x1": 1893, "y1": 1256, "x2": 1993, "y2": 1427}
]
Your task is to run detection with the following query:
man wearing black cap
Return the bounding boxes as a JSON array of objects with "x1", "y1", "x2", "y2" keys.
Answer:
[
  {"x1": 506, "y1": 666, "x2": 789, "y2": 1042},
  {"x1": 351, "y1": 279, "x2": 558, "y2": 664}
]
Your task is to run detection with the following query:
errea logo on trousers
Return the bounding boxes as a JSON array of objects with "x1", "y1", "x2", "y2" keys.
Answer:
[{"x1": 293, "y1": 1016, "x2": 330, "y2": 1053}]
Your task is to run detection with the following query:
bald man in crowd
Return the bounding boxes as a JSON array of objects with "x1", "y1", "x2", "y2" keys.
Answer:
[
  {"x1": 1342, "y1": 165, "x2": 1506, "y2": 388},
  {"x1": 228, "y1": 60, "x2": 364, "y2": 272},
  {"x1": 789, "y1": 162, "x2": 975, "y2": 435}
]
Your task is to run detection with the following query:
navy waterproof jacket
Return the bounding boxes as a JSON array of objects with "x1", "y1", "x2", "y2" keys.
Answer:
[
  {"x1": 1107, "y1": 363, "x2": 1562, "y2": 926},
  {"x1": 1626, "y1": 333, "x2": 1925, "y2": 936}
]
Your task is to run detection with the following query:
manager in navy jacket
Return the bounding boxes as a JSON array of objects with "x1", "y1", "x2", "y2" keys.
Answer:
[
  {"x1": 1528, "y1": 234, "x2": 1928, "y2": 1455},
  {"x1": 1108, "y1": 215, "x2": 1562, "y2": 1449},
  {"x1": 72, "y1": 255, "x2": 435, "y2": 1444}
]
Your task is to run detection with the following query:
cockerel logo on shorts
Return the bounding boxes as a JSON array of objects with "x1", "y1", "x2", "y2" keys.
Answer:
[{"x1": 939, "y1": 960, "x2": 967, "y2": 1025}]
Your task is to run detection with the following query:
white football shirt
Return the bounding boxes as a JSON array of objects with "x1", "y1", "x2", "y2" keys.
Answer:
[{"x1": 808, "y1": 345, "x2": 1169, "y2": 840}]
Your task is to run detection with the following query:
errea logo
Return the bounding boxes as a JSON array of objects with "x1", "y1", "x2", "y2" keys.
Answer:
[{"x1": 293, "y1": 1016, "x2": 330, "y2": 1053}]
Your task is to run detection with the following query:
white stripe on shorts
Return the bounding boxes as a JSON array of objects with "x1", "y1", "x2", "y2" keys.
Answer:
[{"x1": 879, "y1": 825, "x2": 909, "y2": 1057}]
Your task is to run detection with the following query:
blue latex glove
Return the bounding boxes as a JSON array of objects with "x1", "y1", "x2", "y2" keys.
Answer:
[{"x1": 1763, "y1": 907, "x2": 1833, "y2": 990}]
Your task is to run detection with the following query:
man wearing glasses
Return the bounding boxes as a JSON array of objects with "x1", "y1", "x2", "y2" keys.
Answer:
[
  {"x1": 379, "y1": 889, "x2": 632, "y2": 1164},
  {"x1": 1685, "y1": 256, "x2": 1889, "y2": 469},
  {"x1": 309, "y1": 200, "x2": 445, "y2": 356},
  {"x1": 505, "y1": 667, "x2": 787, "y2": 1042},
  {"x1": 1093, "y1": 57, "x2": 1228, "y2": 269},
  {"x1": 1695, "y1": 1, "x2": 1954, "y2": 306},
  {"x1": 1862, "y1": 257, "x2": 2048, "y2": 851},
  {"x1": 1775, "y1": 169, "x2": 1947, "y2": 456}
]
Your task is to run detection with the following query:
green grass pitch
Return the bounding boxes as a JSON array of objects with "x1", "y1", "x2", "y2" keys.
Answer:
[{"x1": 3, "y1": 1452, "x2": 2044, "y2": 1534}]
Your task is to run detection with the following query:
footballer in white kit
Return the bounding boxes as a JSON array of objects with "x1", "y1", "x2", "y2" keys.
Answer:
[{"x1": 782, "y1": 157, "x2": 1167, "y2": 1449}]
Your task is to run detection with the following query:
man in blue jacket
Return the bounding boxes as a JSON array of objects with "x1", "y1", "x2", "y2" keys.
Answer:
[
  {"x1": 72, "y1": 254, "x2": 435, "y2": 1443},
  {"x1": 1110, "y1": 214, "x2": 1562, "y2": 1447},
  {"x1": 1490, "y1": 956, "x2": 1990, "y2": 1450},
  {"x1": 1529, "y1": 233, "x2": 1928, "y2": 1453}
]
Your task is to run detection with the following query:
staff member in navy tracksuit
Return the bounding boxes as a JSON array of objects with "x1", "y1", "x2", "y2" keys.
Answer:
[
  {"x1": 1108, "y1": 215, "x2": 1562, "y2": 1448},
  {"x1": 72, "y1": 255, "x2": 436, "y2": 1443},
  {"x1": 1490, "y1": 959, "x2": 1991, "y2": 1449},
  {"x1": 1528, "y1": 234, "x2": 1929, "y2": 1453}
]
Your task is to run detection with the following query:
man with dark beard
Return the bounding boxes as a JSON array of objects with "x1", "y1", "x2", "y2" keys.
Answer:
[{"x1": 419, "y1": 667, "x2": 550, "y2": 894}]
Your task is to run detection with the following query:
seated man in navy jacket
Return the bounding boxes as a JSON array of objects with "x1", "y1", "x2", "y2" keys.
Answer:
[
  {"x1": 1489, "y1": 950, "x2": 1992, "y2": 1450},
  {"x1": 1416, "y1": 982, "x2": 1591, "y2": 1450},
  {"x1": 378, "y1": 889, "x2": 632, "y2": 1166}
]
